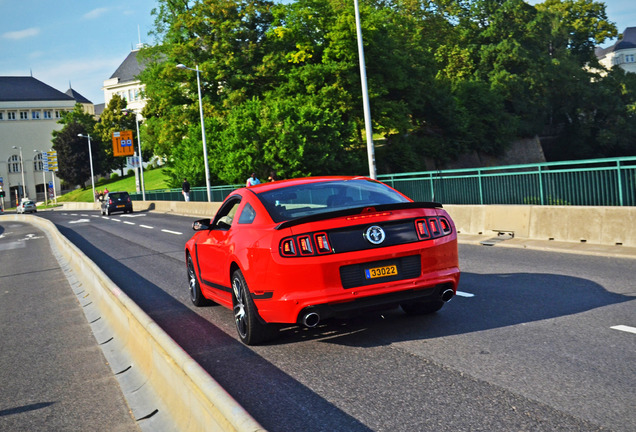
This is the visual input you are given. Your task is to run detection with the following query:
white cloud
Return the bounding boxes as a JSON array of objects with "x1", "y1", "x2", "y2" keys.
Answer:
[
  {"x1": 3, "y1": 27, "x2": 40, "y2": 40},
  {"x1": 83, "y1": 8, "x2": 109, "y2": 20}
]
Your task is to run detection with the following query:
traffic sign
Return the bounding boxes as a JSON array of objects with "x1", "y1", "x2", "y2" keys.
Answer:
[
  {"x1": 113, "y1": 131, "x2": 135, "y2": 157},
  {"x1": 127, "y1": 156, "x2": 140, "y2": 168},
  {"x1": 43, "y1": 151, "x2": 58, "y2": 172}
]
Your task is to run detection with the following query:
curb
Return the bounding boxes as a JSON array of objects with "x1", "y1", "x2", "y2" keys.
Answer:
[{"x1": 1, "y1": 214, "x2": 266, "y2": 432}]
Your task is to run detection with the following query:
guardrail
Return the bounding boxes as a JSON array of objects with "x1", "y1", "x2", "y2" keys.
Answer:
[
  {"x1": 378, "y1": 156, "x2": 636, "y2": 206},
  {"x1": 130, "y1": 157, "x2": 636, "y2": 207},
  {"x1": 1, "y1": 214, "x2": 265, "y2": 432}
]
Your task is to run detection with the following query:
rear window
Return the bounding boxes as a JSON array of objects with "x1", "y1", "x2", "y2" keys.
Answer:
[
  {"x1": 257, "y1": 179, "x2": 409, "y2": 223},
  {"x1": 109, "y1": 193, "x2": 129, "y2": 200}
]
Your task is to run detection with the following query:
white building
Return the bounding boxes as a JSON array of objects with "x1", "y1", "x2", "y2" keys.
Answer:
[
  {"x1": 102, "y1": 49, "x2": 147, "y2": 113},
  {"x1": 596, "y1": 27, "x2": 636, "y2": 74},
  {"x1": 0, "y1": 76, "x2": 90, "y2": 209}
]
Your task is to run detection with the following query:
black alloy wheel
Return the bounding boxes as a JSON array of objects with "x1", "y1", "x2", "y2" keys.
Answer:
[
  {"x1": 187, "y1": 254, "x2": 208, "y2": 306},
  {"x1": 231, "y1": 269, "x2": 277, "y2": 345}
]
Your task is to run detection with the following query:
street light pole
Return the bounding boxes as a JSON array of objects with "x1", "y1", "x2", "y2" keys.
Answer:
[
  {"x1": 353, "y1": 0, "x2": 377, "y2": 179},
  {"x1": 12, "y1": 146, "x2": 27, "y2": 199},
  {"x1": 176, "y1": 63, "x2": 212, "y2": 202},
  {"x1": 122, "y1": 109, "x2": 146, "y2": 200},
  {"x1": 77, "y1": 134, "x2": 96, "y2": 203}
]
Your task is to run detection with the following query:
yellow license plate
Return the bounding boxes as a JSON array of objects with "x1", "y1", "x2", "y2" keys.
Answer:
[
  {"x1": 117, "y1": 205, "x2": 125, "y2": 208},
  {"x1": 365, "y1": 265, "x2": 398, "y2": 279}
]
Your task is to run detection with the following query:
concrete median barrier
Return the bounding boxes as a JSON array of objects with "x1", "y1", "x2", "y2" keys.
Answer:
[
  {"x1": 1, "y1": 214, "x2": 265, "y2": 432},
  {"x1": 58, "y1": 201, "x2": 635, "y2": 247},
  {"x1": 444, "y1": 204, "x2": 636, "y2": 248},
  {"x1": 59, "y1": 200, "x2": 222, "y2": 218}
]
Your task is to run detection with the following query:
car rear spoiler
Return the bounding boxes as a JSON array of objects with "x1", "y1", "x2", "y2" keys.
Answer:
[{"x1": 275, "y1": 201, "x2": 443, "y2": 230}]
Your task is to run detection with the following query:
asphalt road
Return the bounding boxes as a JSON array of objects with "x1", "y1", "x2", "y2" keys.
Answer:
[
  {"x1": 0, "y1": 220, "x2": 139, "y2": 432},
  {"x1": 20, "y1": 210, "x2": 636, "y2": 431}
]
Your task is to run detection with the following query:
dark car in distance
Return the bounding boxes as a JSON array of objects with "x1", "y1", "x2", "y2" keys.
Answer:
[{"x1": 101, "y1": 191, "x2": 133, "y2": 215}]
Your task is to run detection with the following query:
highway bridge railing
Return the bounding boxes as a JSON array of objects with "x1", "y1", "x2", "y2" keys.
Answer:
[{"x1": 378, "y1": 156, "x2": 636, "y2": 207}]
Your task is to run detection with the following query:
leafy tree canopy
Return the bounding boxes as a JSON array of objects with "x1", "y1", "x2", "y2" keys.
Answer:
[{"x1": 137, "y1": 0, "x2": 632, "y2": 184}]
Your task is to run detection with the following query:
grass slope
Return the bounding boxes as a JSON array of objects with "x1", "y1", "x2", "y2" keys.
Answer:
[{"x1": 57, "y1": 167, "x2": 170, "y2": 203}]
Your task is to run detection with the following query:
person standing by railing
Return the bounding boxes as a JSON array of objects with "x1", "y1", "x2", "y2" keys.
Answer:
[{"x1": 182, "y1": 178, "x2": 191, "y2": 201}]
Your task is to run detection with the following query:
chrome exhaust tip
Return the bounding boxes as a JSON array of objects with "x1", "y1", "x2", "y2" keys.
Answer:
[
  {"x1": 441, "y1": 288, "x2": 455, "y2": 303},
  {"x1": 302, "y1": 312, "x2": 320, "y2": 328}
]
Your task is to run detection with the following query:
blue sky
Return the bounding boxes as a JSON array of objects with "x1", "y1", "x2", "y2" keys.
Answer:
[
  {"x1": 1, "y1": 1, "x2": 634, "y2": 106},
  {"x1": 0, "y1": 0, "x2": 157, "y2": 104}
]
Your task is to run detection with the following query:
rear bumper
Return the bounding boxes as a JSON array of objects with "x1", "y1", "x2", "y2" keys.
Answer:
[
  {"x1": 297, "y1": 281, "x2": 456, "y2": 322},
  {"x1": 252, "y1": 237, "x2": 459, "y2": 324}
]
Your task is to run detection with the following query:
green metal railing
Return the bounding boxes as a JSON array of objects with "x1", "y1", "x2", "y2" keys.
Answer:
[
  {"x1": 130, "y1": 157, "x2": 636, "y2": 206},
  {"x1": 378, "y1": 157, "x2": 636, "y2": 206}
]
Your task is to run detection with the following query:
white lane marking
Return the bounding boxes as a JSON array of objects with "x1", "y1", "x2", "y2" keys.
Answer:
[
  {"x1": 69, "y1": 219, "x2": 90, "y2": 224},
  {"x1": 80, "y1": 214, "x2": 88, "y2": 216},
  {"x1": 611, "y1": 325, "x2": 636, "y2": 335},
  {"x1": 101, "y1": 216, "x2": 110, "y2": 220},
  {"x1": 123, "y1": 221, "x2": 135, "y2": 225},
  {"x1": 120, "y1": 214, "x2": 146, "y2": 218},
  {"x1": 456, "y1": 291, "x2": 475, "y2": 298},
  {"x1": 161, "y1": 229, "x2": 182, "y2": 235},
  {"x1": 91, "y1": 215, "x2": 100, "y2": 218},
  {"x1": 140, "y1": 225, "x2": 154, "y2": 229},
  {"x1": 110, "y1": 218, "x2": 122, "y2": 222}
]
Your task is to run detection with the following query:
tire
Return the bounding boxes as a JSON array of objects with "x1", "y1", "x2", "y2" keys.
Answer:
[
  {"x1": 187, "y1": 253, "x2": 209, "y2": 306},
  {"x1": 401, "y1": 300, "x2": 445, "y2": 315},
  {"x1": 232, "y1": 269, "x2": 278, "y2": 345}
]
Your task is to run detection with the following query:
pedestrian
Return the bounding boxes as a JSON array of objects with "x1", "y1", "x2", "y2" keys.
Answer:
[
  {"x1": 246, "y1": 172, "x2": 261, "y2": 187},
  {"x1": 94, "y1": 190, "x2": 100, "y2": 201},
  {"x1": 182, "y1": 178, "x2": 191, "y2": 201},
  {"x1": 267, "y1": 171, "x2": 278, "y2": 182},
  {"x1": 103, "y1": 187, "x2": 109, "y2": 195}
]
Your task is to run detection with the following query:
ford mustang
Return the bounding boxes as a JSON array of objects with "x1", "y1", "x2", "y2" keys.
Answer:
[{"x1": 185, "y1": 177, "x2": 460, "y2": 345}]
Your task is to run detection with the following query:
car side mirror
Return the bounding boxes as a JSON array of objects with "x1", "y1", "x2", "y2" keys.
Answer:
[{"x1": 192, "y1": 218, "x2": 211, "y2": 231}]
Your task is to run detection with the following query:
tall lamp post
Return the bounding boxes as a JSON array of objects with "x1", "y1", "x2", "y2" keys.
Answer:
[
  {"x1": 122, "y1": 108, "x2": 146, "y2": 200},
  {"x1": 12, "y1": 146, "x2": 27, "y2": 199},
  {"x1": 176, "y1": 63, "x2": 212, "y2": 202},
  {"x1": 353, "y1": 0, "x2": 377, "y2": 179},
  {"x1": 77, "y1": 134, "x2": 96, "y2": 203}
]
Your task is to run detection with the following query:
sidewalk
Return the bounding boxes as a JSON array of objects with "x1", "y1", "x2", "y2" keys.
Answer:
[{"x1": 0, "y1": 220, "x2": 139, "y2": 432}]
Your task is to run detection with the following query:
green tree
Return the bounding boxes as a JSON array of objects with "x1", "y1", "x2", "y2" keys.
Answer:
[
  {"x1": 51, "y1": 104, "x2": 103, "y2": 187},
  {"x1": 52, "y1": 122, "x2": 100, "y2": 188},
  {"x1": 93, "y1": 95, "x2": 138, "y2": 176}
]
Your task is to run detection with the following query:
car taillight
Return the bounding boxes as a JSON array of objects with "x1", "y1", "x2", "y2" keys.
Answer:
[
  {"x1": 415, "y1": 220, "x2": 430, "y2": 239},
  {"x1": 314, "y1": 233, "x2": 331, "y2": 254},
  {"x1": 280, "y1": 238, "x2": 296, "y2": 256},
  {"x1": 298, "y1": 235, "x2": 313, "y2": 255},
  {"x1": 109, "y1": 199, "x2": 113, "y2": 204},
  {"x1": 439, "y1": 217, "x2": 452, "y2": 234},
  {"x1": 280, "y1": 232, "x2": 333, "y2": 258},
  {"x1": 429, "y1": 219, "x2": 440, "y2": 236},
  {"x1": 415, "y1": 217, "x2": 452, "y2": 240}
]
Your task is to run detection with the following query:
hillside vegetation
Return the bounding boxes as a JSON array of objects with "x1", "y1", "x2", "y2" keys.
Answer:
[{"x1": 57, "y1": 167, "x2": 169, "y2": 203}]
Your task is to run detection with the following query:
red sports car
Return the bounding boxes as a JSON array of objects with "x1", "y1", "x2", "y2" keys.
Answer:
[{"x1": 185, "y1": 176, "x2": 460, "y2": 345}]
